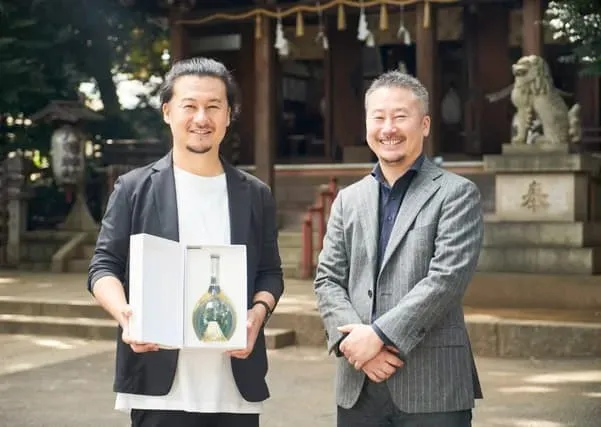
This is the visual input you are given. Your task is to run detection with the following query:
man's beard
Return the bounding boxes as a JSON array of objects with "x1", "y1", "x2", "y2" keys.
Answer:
[
  {"x1": 380, "y1": 153, "x2": 405, "y2": 165},
  {"x1": 186, "y1": 144, "x2": 212, "y2": 155}
]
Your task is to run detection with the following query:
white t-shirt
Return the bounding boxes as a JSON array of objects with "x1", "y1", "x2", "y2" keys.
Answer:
[{"x1": 115, "y1": 166, "x2": 262, "y2": 414}]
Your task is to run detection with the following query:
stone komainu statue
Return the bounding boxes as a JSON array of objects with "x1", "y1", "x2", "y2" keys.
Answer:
[{"x1": 510, "y1": 55, "x2": 581, "y2": 145}]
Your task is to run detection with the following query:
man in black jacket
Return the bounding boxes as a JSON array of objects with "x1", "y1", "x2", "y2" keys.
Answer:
[{"x1": 88, "y1": 57, "x2": 284, "y2": 427}]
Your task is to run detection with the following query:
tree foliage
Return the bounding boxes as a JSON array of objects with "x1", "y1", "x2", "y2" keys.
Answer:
[
  {"x1": 31, "y1": 0, "x2": 169, "y2": 138},
  {"x1": 546, "y1": 0, "x2": 601, "y2": 76},
  {"x1": 0, "y1": 1, "x2": 79, "y2": 116},
  {"x1": 0, "y1": 0, "x2": 169, "y2": 137}
]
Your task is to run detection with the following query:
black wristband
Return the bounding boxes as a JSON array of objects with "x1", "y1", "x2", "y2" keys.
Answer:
[{"x1": 252, "y1": 300, "x2": 272, "y2": 327}]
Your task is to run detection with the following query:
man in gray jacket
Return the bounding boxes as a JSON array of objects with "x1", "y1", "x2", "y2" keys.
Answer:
[{"x1": 314, "y1": 71, "x2": 483, "y2": 427}]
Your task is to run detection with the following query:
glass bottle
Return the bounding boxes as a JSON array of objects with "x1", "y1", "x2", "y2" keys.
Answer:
[{"x1": 192, "y1": 254, "x2": 237, "y2": 342}]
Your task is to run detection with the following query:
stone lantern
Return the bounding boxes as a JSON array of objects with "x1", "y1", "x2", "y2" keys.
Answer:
[{"x1": 29, "y1": 100, "x2": 103, "y2": 231}]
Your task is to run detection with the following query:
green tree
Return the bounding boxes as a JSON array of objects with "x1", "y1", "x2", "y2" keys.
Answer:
[
  {"x1": 1, "y1": 0, "x2": 169, "y2": 135},
  {"x1": 0, "y1": 1, "x2": 79, "y2": 116},
  {"x1": 30, "y1": 0, "x2": 169, "y2": 136},
  {"x1": 0, "y1": 1, "x2": 83, "y2": 161},
  {"x1": 546, "y1": 0, "x2": 601, "y2": 76}
]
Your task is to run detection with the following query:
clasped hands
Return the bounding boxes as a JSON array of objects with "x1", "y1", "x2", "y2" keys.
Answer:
[{"x1": 338, "y1": 324, "x2": 404, "y2": 383}]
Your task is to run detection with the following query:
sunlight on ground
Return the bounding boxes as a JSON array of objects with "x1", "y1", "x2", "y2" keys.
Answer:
[
  {"x1": 464, "y1": 314, "x2": 500, "y2": 321},
  {"x1": 510, "y1": 421, "x2": 567, "y2": 427},
  {"x1": 486, "y1": 419, "x2": 567, "y2": 427},
  {"x1": 278, "y1": 297, "x2": 316, "y2": 304},
  {"x1": 35, "y1": 282, "x2": 53, "y2": 289},
  {"x1": 267, "y1": 347, "x2": 329, "y2": 362},
  {"x1": 31, "y1": 337, "x2": 77, "y2": 350},
  {"x1": 4, "y1": 363, "x2": 34, "y2": 373},
  {"x1": 486, "y1": 370, "x2": 516, "y2": 378},
  {"x1": 497, "y1": 385, "x2": 557, "y2": 394},
  {"x1": 0, "y1": 335, "x2": 114, "y2": 377},
  {"x1": 524, "y1": 371, "x2": 601, "y2": 384},
  {"x1": 581, "y1": 391, "x2": 601, "y2": 398},
  {"x1": 0, "y1": 277, "x2": 18, "y2": 284}
]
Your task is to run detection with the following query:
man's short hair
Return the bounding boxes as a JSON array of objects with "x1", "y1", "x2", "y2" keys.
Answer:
[
  {"x1": 159, "y1": 57, "x2": 241, "y2": 121},
  {"x1": 365, "y1": 71, "x2": 430, "y2": 115}
]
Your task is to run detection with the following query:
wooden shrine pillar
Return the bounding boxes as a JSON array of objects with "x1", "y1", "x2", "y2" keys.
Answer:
[
  {"x1": 168, "y1": 6, "x2": 187, "y2": 62},
  {"x1": 253, "y1": 11, "x2": 277, "y2": 192},
  {"x1": 237, "y1": 25, "x2": 257, "y2": 166},
  {"x1": 522, "y1": 0, "x2": 544, "y2": 56},
  {"x1": 465, "y1": 4, "x2": 513, "y2": 154},
  {"x1": 323, "y1": 18, "x2": 334, "y2": 162},
  {"x1": 325, "y1": 14, "x2": 364, "y2": 162},
  {"x1": 462, "y1": 5, "x2": 479, "y2": 155},
  {"x1": 416, "y1": 3, "x2": 439, "y2": 157},
  {"x1": 577, "y1": 76, "x2": 601, "y2": 128}
]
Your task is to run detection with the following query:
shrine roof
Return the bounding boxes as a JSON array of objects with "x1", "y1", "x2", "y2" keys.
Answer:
[{"x1": 29, "y1": 101, "x2": 104, "y2": 124}]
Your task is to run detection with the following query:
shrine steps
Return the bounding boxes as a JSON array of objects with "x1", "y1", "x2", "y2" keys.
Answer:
[
  {"x1": 1, "y1": 272, "x2": 601, "y2": 358},
  {"x1": 0, "y1": 298, "x2": 297, "y2": 350},
  {"x1": 464, "y1": 273, "x2": 601, "y2": 311},
  {"x1": 47, "y1": 229, "x2": 313, "y2": 280}
]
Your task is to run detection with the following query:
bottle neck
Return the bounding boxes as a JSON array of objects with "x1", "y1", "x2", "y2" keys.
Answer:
[{"x1": 209, "y1": 254, "x2": 220, "y2": 294}]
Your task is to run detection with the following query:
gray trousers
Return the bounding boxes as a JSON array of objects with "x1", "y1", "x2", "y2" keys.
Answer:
[{"x1": 337, "y1": 381, "x2": 472, "y2": 427}]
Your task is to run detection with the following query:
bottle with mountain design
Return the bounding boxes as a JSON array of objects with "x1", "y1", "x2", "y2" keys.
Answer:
[{"x1": 192, "y1": 254, "x2": 237, "y2": 342}]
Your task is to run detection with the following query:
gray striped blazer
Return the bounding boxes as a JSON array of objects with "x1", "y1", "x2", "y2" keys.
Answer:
[{"x1": 314, "y1": 157, "x2": 483, "y2": 413}]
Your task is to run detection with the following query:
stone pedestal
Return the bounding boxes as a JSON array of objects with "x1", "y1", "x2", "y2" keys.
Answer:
[
  {"x1": 59, "y1": 186, "x2": 98, "y2": 232},
  {"x1": 480, "y1": 145, "x2": 601, "y2": 274}
]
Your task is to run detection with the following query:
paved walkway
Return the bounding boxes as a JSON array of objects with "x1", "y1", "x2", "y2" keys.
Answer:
[
  {"x1": 0, "y1": 335, "x2": 600, "y2": 427},
  {"x1": 2, "y1": 270, "x2": 601, "y2": 426}
]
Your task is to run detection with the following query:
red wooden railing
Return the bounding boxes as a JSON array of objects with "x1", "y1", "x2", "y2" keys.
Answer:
[{"x1": 300, "y1": 177, "x2": 339, "y2": 279}]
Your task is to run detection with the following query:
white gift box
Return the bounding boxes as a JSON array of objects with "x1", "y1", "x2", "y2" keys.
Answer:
[{"x1": 128, "y1": 233, "x2": 247, "y2": 350}]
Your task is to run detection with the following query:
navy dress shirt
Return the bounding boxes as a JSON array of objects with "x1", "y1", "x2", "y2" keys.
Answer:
[
  {"x1": 335, "y1": 154, "x2": 425, "y2": 359},
  {"x1": 370, "y1": 154, "x2": 425, "y2": 354}
]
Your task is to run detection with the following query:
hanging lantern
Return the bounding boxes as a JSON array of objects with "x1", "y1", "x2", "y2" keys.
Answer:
[
  {"x1": 403, "y1": 29, "x2": 411, "y2": 46},
  {"x1": 397, "y1": 4, "x2": 411, "y2": 45},
  {"x1": 274, "y1": 10, "x2": 290, "y2": 57},
  {"x1": 357, "y1": 2, "x2": 374, "y2": 47},
  {"x1": 315, "y1": 2, "x2": 329, "y2": 50},
  {"x1": 357, "y1": 4, "x2": 369, "y2": 42}
]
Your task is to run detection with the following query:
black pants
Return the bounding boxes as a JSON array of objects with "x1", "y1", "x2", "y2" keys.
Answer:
[
  {"x1": 337, "y1": 382, "x2": 472, "y2": 427},
  {"x1": 130, "y1": 409, "x2": 259, "y2": 427}
]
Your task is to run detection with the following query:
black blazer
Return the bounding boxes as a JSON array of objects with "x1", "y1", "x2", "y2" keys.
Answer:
[{"x1": 87, "y1": 152, "x2": 284, "y2": 402}]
